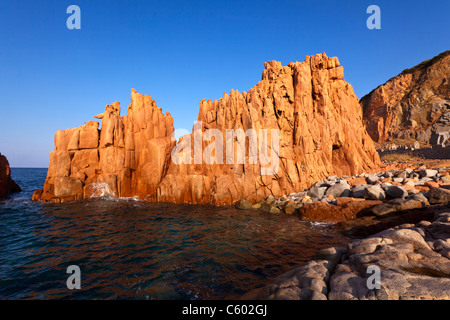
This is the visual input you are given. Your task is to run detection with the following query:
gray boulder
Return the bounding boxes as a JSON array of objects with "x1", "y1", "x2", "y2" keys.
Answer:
[
  {"x1": 366, "y1": 174, "x2": 380, "y2": 184},
  {"x1": 307, "y1": 186, "x2": 328, "y2": 200},
  {"x1": 261, "y1": 202, "x2": 281, "y2": 214},
  {"x1": 380, "y1": 182, "x2": 393, "y2": 191},
  {"x1": 386, "y1": 185, "x2": 408, "y2": 198},
  {"x1": 370, "y1": 198, "x2": 423, "y2": 217},
  {"x1": 351, "y1": 184, "x2": 370, "y2": 198},
  {"x1": 396, "y1": 171, "x2": 408, "y2": 179},
  {"x1": 408, "y1": 193, "x2": 430, "y2": 206}
]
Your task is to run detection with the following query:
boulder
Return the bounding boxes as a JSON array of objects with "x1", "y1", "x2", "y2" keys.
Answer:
[
  {"x1": 351, "y1": 184, "x2": 370, "y2": 198},
  {"x1": 369, "y1": 198, "x2": 424, "y2": 217},
  {"x1": 420, "y1": 169, "x2": 439, "y2": 178},
  {"x1": 425, "y1": 181, "x2": 440, "y2": 189},
  {"x1": 33, "y1": 54, "x2": 381, "y2": 205},
  {"x1": 386, "y1": 185, "x2": 408, "y2": 198},
  {"x1": 0, "y1": 153, "x2": 21, "y2": 199},
  {"x1": 396, "y1": 171, "x2": 408, "y2": 179},
  {"x1": 371, "y1": 229, "x2": 430, "y2": 250},
  {"x1": 326, "y1": 182, "x2": 351, "y2": 198},
  {"x1": 366, "y1": 174, "x2": 380, "y2": 185},
  {"x1": 307, "y1": 186, "x2": 328, "y2": 200},
  {"x1": 345, "y1": 177, "x2": 367, "y2": 187},
  {"x1": 408, "y1": 193, "x2": 430, "y2": 206},
  {"x1": 364, "y1": 185, "x2": 386, "y2": 200},
  {"x1": 235, "y1": 199, "x2": 252, "y2": 210},
  {"x1": 284, "y1": 203, "x2": 300, "y2": 215}
]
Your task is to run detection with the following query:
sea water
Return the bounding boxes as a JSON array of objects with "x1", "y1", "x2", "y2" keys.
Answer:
[{"x1": 0, "y1": 168, "x2": 348, "y2": 299}]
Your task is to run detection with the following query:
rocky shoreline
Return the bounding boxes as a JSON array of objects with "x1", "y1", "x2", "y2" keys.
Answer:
[
  {"x1": 237, "y1": 164, "x2": 450, "y2": 300},
  {"x1": 242, "y1": 208, "x2": 450, "y2": 300}
]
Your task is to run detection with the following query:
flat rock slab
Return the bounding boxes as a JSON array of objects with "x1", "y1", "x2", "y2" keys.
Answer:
[{"x1": 247, "y1": 210, "x2": 450, "y2": 300}]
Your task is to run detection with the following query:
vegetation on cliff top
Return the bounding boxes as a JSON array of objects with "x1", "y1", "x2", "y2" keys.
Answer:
[
  {"x1": 400, "y1": 50, "x2": 450, "y2": 75},
  {"x1": 360, "y1": 50, "x2": 450, "y2": 103}
]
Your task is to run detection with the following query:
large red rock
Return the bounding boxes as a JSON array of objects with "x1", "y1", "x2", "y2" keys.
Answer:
[
  {"x1": 297, "y1": 199, "x2": 382, "y2": 223},
  {"x1": 33, "y1": 53, "x2": 380, "y2": 205},
  {"x1": 33, "y1": 90, "x2": 175, "y2": 203},
  {"x1": 0, "y1": 153, "x2": 21, "y2": 198}
]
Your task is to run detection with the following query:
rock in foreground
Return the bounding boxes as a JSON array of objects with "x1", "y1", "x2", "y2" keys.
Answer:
[{"x1": 0, "y1": 153, "x2": 21, "y2": 199}]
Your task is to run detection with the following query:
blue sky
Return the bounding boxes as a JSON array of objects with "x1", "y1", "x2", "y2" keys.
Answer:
[{"x1": 0, "y1": 0, "x2": 449, "y2": 167}]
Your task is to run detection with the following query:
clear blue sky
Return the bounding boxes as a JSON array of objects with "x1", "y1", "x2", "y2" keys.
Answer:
[{"x1": 0, "y1": 0, "x2": 449, "y2": 167}]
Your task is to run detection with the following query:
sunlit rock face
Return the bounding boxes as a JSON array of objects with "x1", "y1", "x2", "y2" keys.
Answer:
[{"x1": 33, "y1": 53, "x2": 380, "y2": 205}]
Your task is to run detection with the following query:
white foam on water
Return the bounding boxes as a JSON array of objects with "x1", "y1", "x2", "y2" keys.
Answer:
[{"x1": 89, "y1": 182, "x2": 116, "y2": 199}]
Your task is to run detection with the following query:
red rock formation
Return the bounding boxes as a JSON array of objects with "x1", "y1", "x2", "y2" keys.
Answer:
[
  {"x1": 0, "y1": 153, "x2": 21, "y2": 198},
  {"x1": 33, "y1": 53, "x2": 380, "y2": 205},
  {"x1": 361, "y1": 51, "x2": 450, "y2": 144},
  {"x1": 32, "y1": 90, "x2": 175, "y2": 203}
]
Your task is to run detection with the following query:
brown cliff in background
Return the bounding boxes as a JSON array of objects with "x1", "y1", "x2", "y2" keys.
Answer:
[
  {"x1": 361, "y1": 51, "x2": 450, "y2": 145},
  {"x1": 0, "y1": 153, "x2": 22, "y2": 198},
  {"x1": 33, "y1": 53, "x2": 380, "y2": 205}
]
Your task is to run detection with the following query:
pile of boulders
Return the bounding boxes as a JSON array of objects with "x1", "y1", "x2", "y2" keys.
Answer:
[
  {"x1": 242, "y1": 209, "x2": 450, "y2": 300},
  {"x1": 236, "y1": 166, "x2": 450, "y2": 222}
]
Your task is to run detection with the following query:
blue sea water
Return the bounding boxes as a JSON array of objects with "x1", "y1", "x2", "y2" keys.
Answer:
[{"x1": 0, "y1": 168, "x2": 348, "y2": 299}]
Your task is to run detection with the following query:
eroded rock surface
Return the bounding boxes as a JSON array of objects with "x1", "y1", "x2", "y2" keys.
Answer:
[{"x1": 33, "y1": 53, "x2": 380, "y2": 205}]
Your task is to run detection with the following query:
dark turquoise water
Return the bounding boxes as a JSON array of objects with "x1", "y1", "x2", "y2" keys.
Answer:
[{"x1": 0, "y1": 168, "x2": 348, "y2": 300}]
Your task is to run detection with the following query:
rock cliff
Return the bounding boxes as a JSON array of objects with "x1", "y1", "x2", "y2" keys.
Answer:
[
  {"x1": 33, "y1": 53, "x2": 380, "y2": 205},
  {"x1": 0, "y1": 153, "x2": 22, "y2": 198},
  {"x1": 361, "y1": 51, "x2": 450, "y2": 145}
]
